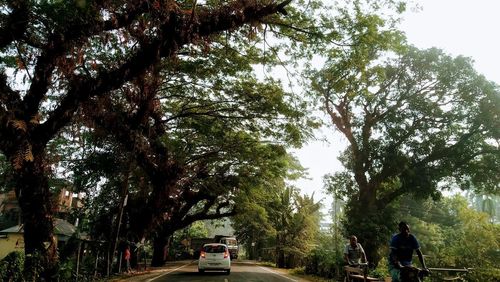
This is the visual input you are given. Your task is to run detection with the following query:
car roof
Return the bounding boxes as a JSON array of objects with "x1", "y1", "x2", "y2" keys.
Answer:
[{"x1": 202, "y1": 243, "x2": 227, "y2": 247}]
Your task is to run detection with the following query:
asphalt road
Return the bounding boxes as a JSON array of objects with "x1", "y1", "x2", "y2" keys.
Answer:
[{"x1": 134, "y1": 261, "x2": 303, "y2": 282}]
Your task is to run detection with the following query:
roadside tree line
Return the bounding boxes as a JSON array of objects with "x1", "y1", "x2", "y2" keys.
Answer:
[{"x1": 0, "y1": 0, "x2": 498, "y2": 281}]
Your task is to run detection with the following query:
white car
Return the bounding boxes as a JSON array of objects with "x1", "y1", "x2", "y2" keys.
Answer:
[{"x1": 198, "y1": 243, "x2": 231, "y2": 274}]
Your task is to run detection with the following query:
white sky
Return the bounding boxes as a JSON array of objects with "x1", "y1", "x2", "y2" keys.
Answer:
[{"x1": 293, "y1": 0, "x2": 500, "y2": 220}]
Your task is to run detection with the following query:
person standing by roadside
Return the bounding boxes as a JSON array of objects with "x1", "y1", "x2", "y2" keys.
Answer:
[{"x1": 124, "y1": 246, "x2": 132, "y2": 273}]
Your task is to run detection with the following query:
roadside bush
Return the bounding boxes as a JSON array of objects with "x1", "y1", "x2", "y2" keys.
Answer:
[
  {"x1": 58, "y1": 259, "x2": 76, "y2": 281},
  {"x1": 370, "y1": 257, "x2": 389, "y2": 279},
  {"x1": 0, "y1": 251, "x2": 24, "y2": 282},
  {"x1": 304, "y1": 248, "x2": 344, "y2": 279},
  {"x1": 291, "y1": 266, "x2": 306, "y2": 275},
  {"x1": 467, "y1": 267, "x2": 500, "y2": 282}
]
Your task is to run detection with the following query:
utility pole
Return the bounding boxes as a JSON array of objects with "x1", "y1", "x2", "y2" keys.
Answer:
[{"x1": 107, "y1": 167, "x2": 131, "y2": 276}]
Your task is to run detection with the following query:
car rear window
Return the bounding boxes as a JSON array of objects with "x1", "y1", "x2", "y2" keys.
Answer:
[{"x1": 203, "y1": 245, "x2": 226, "y2": 253}]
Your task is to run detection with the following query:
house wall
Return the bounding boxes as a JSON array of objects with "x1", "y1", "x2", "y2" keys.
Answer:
[
  {"x1": 1, "y1": 188, "x2": 83, "y2": 215},
  {"x1": 0, "y1": 190, "x2": 19, "y2": 212},
  {"x1": 0, "y1": 233, "x2": 24, "y2": 260}
]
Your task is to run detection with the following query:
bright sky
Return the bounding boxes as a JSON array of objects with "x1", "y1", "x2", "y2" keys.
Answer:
[{"x1": 294, "y1": 0, "x2": 500, "y2": 220}]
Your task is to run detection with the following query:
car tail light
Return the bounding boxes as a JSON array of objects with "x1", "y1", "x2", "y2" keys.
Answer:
[
  {"x1": 224, "y1": 250, "x2": 229, "y2": 259},
  {"x1": 200, "y1": 251, "x2": 206, "y2": 258}
]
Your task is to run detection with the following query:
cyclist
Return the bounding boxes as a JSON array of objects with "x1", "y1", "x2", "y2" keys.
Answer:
[
  {"x1": 388, "y1": 221, "x2": 429, "y2": 282},
  {"x1": 344, "y1": 235, "x2": 367, "y2": 266}
]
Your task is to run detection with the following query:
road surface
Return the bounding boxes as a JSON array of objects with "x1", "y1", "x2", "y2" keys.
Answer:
[{"x1": 120, "y1": 261, "x2": 306, "y2": 282}]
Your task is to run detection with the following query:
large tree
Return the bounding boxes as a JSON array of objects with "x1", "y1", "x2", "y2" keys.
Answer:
[
  {"x1": 79, "y1": 27, "x2": 315, "y2": 264},
  {"x1": 313, "y1": 8, "x2": 500, "y2": 264},
  {"x1": 0, "y1": 0, "x2": 298, "y2": 278}
]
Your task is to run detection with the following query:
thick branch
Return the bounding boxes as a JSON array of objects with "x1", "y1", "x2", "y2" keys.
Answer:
[
  {"x1": 376, "y1": 129, "x2": 485, "y2": 206},
  {"x1": 36, "y1": 0, "x2": 291, "y2": 144},
  {"x1": 196, "y1": 0, "x2": 293, "y2": 36},
  {"x1": 0, "y1": 73, "x2": 21, "y2": 111},
  {"x1": 22, "y1": 35, "x2": 65, "y2": 119},
  {"x1": 0, "y1": 0, "x2": 29, "y2": 49},
  {"x1": 417, "y1": 129, "x2": 479, "y2": 166},
  {"x1": 35, "y1": 39, "x2": 163, "y2": 144}
]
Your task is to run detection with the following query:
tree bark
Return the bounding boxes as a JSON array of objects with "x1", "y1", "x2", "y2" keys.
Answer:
[
  {"x1": 276, "y1": 233, "x2": 285, "y2": 268},
  {"x1": 344, "y1": 191, "x2": 394, "y2": 267},
  {"x1": 14, "y1": 157, "x2": 57, "y2": 281},
  {"x1": 151, "y1": 236, "x2": 169, "y2": 267}
]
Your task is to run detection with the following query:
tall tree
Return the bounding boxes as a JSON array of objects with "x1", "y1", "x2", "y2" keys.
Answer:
[
  {"x1": 231, "y1": 174, "x2": 284, "y2": 260},
  {"x1": 313, "y1": 8, "x2": 500, "y2": 263},
  {"x1": 81, "y1": 34, "x2": 315, "y2": 264},
  {"x1": 0, "y1": 0, "x2": 297, "y2": 278}
]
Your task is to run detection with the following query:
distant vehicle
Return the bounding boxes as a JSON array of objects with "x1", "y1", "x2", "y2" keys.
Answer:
[
  {"x1": 219, "y1": 236, "x2": 238, "y2": 259},
  {"x1": 190, "y1": 235, "x2": 239, "y2": 259},
  {"x1": 198, "y1": 243, "x2": 231, "y2": 274}
]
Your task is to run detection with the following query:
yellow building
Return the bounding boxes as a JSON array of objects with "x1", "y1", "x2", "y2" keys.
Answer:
[
  {"x1": 0, "y1": 228, "x2": 23, "y2": 259},
  {"x1": 0, "y1": 218, "x2": 77, "y2": 260}
]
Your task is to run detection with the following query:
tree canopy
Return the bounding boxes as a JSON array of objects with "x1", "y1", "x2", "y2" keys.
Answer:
[
  {"x1": 1, "y1": 0, "x2": 498, "y2": 280},
  {"x1": 0, "y1": 0, "x2": 316, "y2": 278},
  {"x1": 314, "y1": 4, "x2": 500, "y2": 264}
]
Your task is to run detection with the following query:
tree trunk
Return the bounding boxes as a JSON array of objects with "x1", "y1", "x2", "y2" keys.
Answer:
[
  {"x1": 14, "y1": 160, "x2": 58, "y2": 281},
  {"x1": 276, "y1": 234, "x2": 285, "y2": 268},
  {"x1": 151, "y1": 236, "x2": 168, "y2": 267},
  {"x1": 276, "y1": 249, "x2": 285, "y2": 268},
  {"x1": 344, "y1": 194, "x2": 394, "y2": 267}
]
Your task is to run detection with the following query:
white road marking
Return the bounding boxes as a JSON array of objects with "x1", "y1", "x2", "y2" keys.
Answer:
[
  {"x1": 258, "y1": 266, "x2": 299, "y2": 281},
  {"x1": 146, "y1": 262, "x2": 192, "y2": 282}
]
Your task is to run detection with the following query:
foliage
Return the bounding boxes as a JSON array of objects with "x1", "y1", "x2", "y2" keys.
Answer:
[
  {"x1": 388, "y1": 195, "x2": 500, "y2": 282},
  {"x1": 63, "y1": 1, "x2": 320, "y2": 258},
  {"x1": 369, "y1": 258, "x2": 390, "y2": 278},
  {"x1": 0, "y1": 154, "x2": 12, "y2": 193},
  {"x1": 57, "y1": 259, "x2": 76, "y2": 282},
  {"x1": 444, "y1": 197, "x2": 499, "y2": 281},
  {"x1": 315, "y1": 1, "x2": 500, "y2": 263},
  {"x1": 169, "y1": 221, "x2": 210, "y2": 258},
  {"x1": 0, "y1": 251, "x2": 24, "y2": 282},
  {"x1": 304, "y1": 234, "x2": 345, "y2": 279},
  {"x1": 232, "y1": 153, "x2": 305, "y2": 258},
  {"x1": 1, "y1": 0, "x2": 320, "y2": 275},
  {"x1": 234, "y1": 179, "x2": 322, "y2": 268},
  {"x1": 185, "y1": 221, "x2": 209, "y2": 239},
  {"x1": 270, "y1": 186, "x2": 322, "y2": 268},
  {"x1": 467, "y1": 192, "x2": 499, "y2": 223}
]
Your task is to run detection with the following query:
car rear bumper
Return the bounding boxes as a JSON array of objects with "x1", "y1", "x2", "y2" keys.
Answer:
[{"x1": 198, "y1": 259, "x2": 231, "y2": 270}]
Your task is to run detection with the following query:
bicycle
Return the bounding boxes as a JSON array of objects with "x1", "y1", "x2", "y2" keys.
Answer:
[
  {"x1": 344, "y1": 263, "x2": 381, "y2": 282},
  {"x1": 399, "y1": 265, "x2": 430, "y2": 282},
  {"x1": 399, "y1": 265, "x2": 469, "y2": 282}
]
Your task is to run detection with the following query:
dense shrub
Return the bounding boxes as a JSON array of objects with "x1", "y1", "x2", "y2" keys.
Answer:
[
  {"x1": 0, "y1": 251, "x2": 24, "y2": 282},
  {"x1": 370, "y1": 258, "x2": 389, "y2": 279},
  {"x1": 467, "y1": 267, "x2": 500, "y2": 282},
  {"x1": 58, "y1": 259, "x2": 75, "y2": 281},
  {"x1": 304, "y1": 248, "x2": 344, "y2": 279}
]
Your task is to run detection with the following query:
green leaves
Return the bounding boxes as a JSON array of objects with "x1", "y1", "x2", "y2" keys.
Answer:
[
  {"x1": 399, "y1": 195, "x2": 500, "y2": 281},
  {"x1": 311, "y1": 1, "x2": 499, "y2": 266}
]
